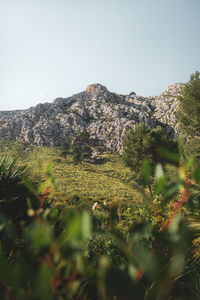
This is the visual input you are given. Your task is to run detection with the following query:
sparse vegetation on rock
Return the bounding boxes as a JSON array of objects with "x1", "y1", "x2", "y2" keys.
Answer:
[{"x1": 0, "y1": 82, "x2": 184, "y2": 152}]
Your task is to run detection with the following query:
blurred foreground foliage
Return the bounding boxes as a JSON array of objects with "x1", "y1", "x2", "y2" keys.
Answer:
[{"x1": 0, "y1": 154, "x2": 200, "y2": 300}]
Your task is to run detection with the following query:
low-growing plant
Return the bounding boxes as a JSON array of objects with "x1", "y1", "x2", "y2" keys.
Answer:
[{"x1": 0, "y1": 150, "x2": 200, "y2": 299}]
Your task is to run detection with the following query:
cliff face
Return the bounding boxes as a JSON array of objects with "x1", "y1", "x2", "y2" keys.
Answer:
[{"x1": 0, "y1": 83, "x2": 184, "y2": 151}]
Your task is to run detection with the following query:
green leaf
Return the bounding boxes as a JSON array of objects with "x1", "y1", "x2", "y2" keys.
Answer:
[
  {"x1": 187, "y1": 156, "x2": 195, "y2": 170},
  {"x1": 193, "y1": 167, "x2": 200, "y2": 184},
  {"x1": 155, "y1": 164, "x2": 164, "y2": 180},
  {"x1": 81, "y1": 211, "x2": 91, "y2": 239},
  {"x1": 141, "y1": 160, "x2": 151, "y2": 186},
  {"x1": 26, "y1": 222, "x2": 53, "y2": 252},
  {"x1": 159, "y1": 148, "x2": 179, "y2": 164},
  {"x1": 45, "y1": 162, "x2": 52, "y2": 178},
  {"x1": 153, "y1": 177, "x2": 166, "y2": 195},
  {"x1": 33, "y1": 265, "x2": 53, "y2": 300},
  {"x1": 162, "y1": 183, "x2": 179, "y2": 203},
  {"x1": 153, "y1": 164, "x2": 166, "y2": 195}
]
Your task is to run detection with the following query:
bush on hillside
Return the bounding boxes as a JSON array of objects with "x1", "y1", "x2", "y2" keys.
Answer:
[
  {"x1": 122, "y1": 123, "x2": 177, "y2": 171},
  {"x1": 60, "y1": 140, "x2": 70, "y2": 156},
  {"x1": 72, "y1": 144, "x2": 93, "y2": 163}
]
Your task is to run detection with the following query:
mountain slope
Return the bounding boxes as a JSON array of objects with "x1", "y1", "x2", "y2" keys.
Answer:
[{"x1": 0, "y1": 83, "x2": 184, "y2": 151}]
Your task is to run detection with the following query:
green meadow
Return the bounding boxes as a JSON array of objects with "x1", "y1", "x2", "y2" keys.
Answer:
[{"x1": 0, "y1": 140, "x2": 144, "y2": 209}]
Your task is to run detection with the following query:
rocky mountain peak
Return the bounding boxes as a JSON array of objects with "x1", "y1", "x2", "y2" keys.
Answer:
[
  {"x1": 0, "y1": 82, "x2": 184, "y2": 151},
  {"x1": 166, "y1": 83, "x2": 184, "y2": 94},
  {"x1": 86, "y1": 83, "x2": 109, "y2": 97},
  {"x1": 149, "y1": 82, "x2": 184, "y2": 136}
]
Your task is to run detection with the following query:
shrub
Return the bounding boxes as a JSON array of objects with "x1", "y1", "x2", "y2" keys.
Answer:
[
  {"x1": 60, "y1": 140, "x2": 70, "y2": 156},
  {"x1": 72, "y1": 144, "x2": 92, "y2": 163},
  {"x1": 122, "y1": 123, "x2": 177, "y2": 171}
]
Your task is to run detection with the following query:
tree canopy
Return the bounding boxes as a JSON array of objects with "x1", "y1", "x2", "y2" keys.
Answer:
[
  {"x1": 178, "y1": 71, "x2": 200, "y2": 136},
  {"x1": 122, "y1": 123, "x2": 176, "y2": 171},
  {"x1": 177, "y1": 71, "x2": 200, "y2": 162}
]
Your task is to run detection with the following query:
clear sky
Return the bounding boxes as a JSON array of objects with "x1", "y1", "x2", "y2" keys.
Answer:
[{"x1": 0, "y1": 0, "x2": 200, "y2": 110}]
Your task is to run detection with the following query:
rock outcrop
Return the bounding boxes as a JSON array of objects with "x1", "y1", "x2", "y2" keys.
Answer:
[
  {"x1": 149, "y1": 83, "x2": 184, "y2": 136},
  {"x1": 0, "y1": 83, "x2": 184, "y2": 152}
]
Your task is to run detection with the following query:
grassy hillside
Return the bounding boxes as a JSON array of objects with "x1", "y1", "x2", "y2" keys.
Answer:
[{"x1": 0, "y1": 140, "x2": 144, "y2": 209}]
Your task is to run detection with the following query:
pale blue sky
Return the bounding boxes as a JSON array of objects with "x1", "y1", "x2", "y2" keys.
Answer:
[{"x1": 0, "y1": 0, "x2": 200, "y2": 110}]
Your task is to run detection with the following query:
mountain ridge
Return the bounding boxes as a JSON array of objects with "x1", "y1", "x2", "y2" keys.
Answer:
[{"x1": 0, "y1": 83, "x2": 184, "y2": 151}]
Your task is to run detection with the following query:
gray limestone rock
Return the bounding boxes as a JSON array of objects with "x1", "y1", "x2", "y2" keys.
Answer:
[{"x1": 0, "y1": 83, "x2": 184, "y2": 152}]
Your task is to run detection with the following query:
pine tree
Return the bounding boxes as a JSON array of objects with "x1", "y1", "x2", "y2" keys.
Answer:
[
  {"x1": 122, "y1": 123, "x2": 177, "y2": 196},
  {"x1": 178, "y1": 71, "x2": 200, "y2": 136},
  {"x1": 122, "y1": 123, "x2": 153, "y2": 169},
  {"x1": 178, "y1": 71, "x2": 200, "y2": 162},
  {"x1": 122, "y1": 123, "x2": 176, "y2": 170}
]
